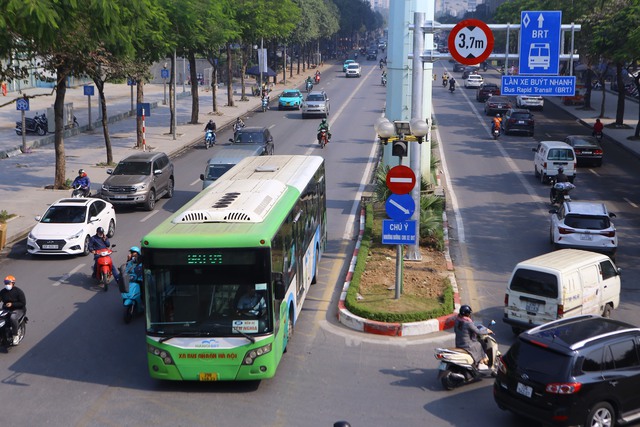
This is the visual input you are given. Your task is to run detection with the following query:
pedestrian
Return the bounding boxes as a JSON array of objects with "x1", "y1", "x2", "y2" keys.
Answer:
[{"x1": 1, "y1": 81, "x2": 7, "y2": 96}]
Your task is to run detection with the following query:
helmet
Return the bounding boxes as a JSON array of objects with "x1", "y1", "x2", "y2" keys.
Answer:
[
  {"x1": 78, "y1": 168, "x2": 85, "y2": 175},
  {"x1": 558, "y1": 167, "x2": 564, "y2": 173},
  {"x1": 3, "y1": 275, "x2": 15, "y2": 284},
  {"x1": 96, "y1": 227, "x2": 104, "y2": 235},
  {"x1": 129, "y1": 246, "x2": 141, "y2": 255},
  {"x1": 459, "y1": 305, "x2": 472, "y2": 316},
  {"x1": 496, "y1": 114, "x2": 501, "y2": 118},
  {"x1": 321, "y1": 118, "x2": 327, "y2": 124}
]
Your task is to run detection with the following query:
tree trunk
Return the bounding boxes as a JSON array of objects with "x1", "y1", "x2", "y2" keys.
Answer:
[
  {"x1": 226, "y1": 42, "x2": 234, "y2": 107},
  {"x1": 635, "y1": 76, "x2": 640, "y2": 137},
  {"x1": 240, "y1": 47, "x2": 248, "y2": 101},
  {"x1": 93, "y1": 79, "x2": 113, "y2": 165},
  {"x1": 136, "y1": 78, "x2": 144, "y2": 148},
  {"x1": 53, "y1": 72, "x2": 67, "y2": 189},
  {"x1": 211, "y1": 60, "x2": 219, "y2": 114},
  {"x1": 189, "y1": 51, "x2": 199, "y2": 124},
  {"x1": 615, "y1": 62, "x2": 626, "y2": 126},
  {"x1": 583, "y1": 68, "x2": 592, "y2": 110}
]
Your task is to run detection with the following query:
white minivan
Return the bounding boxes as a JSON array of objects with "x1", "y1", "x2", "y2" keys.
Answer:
[
  {"x1": 503, "y1": 249, "x2": 621, "y2": 334},
  {"x1": 532, "y1": 140, "x2": 576, "y2": 184}
]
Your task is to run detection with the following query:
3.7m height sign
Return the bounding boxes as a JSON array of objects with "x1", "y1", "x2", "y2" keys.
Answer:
[{"x1": 519, "y1": 11, "x2": 562, "y2": 75}]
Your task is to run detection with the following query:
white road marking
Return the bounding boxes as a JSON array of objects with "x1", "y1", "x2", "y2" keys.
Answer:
[
  {"x1": 589, "y1": 169, "x2": 600, "y2": 177},
  {"x1": 624, "y1": 197, "x2": 638, "y2": 208},
  {"x1": 140, "y1": 210, "x2": 159, "y2": 222},
  {"x1": 190, "y1": 178, "x2": 201, "y2": 186},
  {"x1": 53, "y1": 264, "x2": 85, "y2": 287}
]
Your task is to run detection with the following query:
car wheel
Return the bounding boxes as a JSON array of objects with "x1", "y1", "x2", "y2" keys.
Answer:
[
  {"x1": 595, "y1": 160, "x2": 603, "y2": 167},
  {"x1": 144, "y1": 189, "x2": 156, "y2": 211},
  {"x1": 549, "y1": 226, "x2": 555, "y2": 244},
  {"x1": 602, "y1": 304, "x2": 612, "y2": 318},
  {"x1": 284, "y1": 307, "x2": 294, "y2": 352},
  {"x1": 164, "y1": 178, "x2": 174, "y2": 199},
  {"x1": 534, "y1": 167, "x2": 539, "y2": 178},
  {"x1": 82, "y1": 235, "x2": 91, "y2": 256},
  {"x1": 107, "y1": 219, "x2": 116, "y2": 238},
  {"x1": 585, "y1": 402, "x2": 614, "y2": 427},
  {"x1": 540, "y1": 173, "x2": 546, "y2": 184}
]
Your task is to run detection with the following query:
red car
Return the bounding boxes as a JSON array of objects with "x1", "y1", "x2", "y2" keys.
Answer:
[
  {"x1": 484, "y1": 96, "x2": 512, "y2": 116},
  {"x1": 476, "y1": 83, "x2": 501, "y2": 102}
]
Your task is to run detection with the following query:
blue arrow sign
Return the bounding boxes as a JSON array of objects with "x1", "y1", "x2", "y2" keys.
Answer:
[
  {"x1": 16, "y1": 98, "x2": 29, "y2": 111},
  {"x1": 501, "y1": 75, "x2": 575, "y2": 96},
  {"x1": 385, "y1": 194, "x2": 415, "y2": 221},
  {"x1": 519, "y1": 11, "x2": 562, "y2": 75},
  {"x1": 382, "y1": 220, "x2": 417, "y2": 245}
]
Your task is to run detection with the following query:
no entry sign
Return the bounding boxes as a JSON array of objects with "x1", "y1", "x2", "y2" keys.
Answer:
[
  {"x1": 386, "y1": 165, "x2": 416, "y2": 195},
  {"x1": 448, "y1": 19, "x2": 494, "y2": 66}
]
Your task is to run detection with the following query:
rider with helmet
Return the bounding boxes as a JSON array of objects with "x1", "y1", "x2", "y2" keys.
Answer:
[
  {"x1": 0, "y1": 275, "x2": 26, "y2": 345},
  {"x1": 88, "y1": 227, "x2": 120, "y2": 284},
  {"x1": 454, "y1": 304, "x2": 493, "y2": 366},
  {"x1": 550, "y1": 166, "x2": 570, "y2": 201},
  {"x1": 120, "y1": 246, "x2": 144, "y2": 312},
  {"x1": 491, "y1": 114, "x2": 502, "y2": 133},
  {"x1": 125, "y1": 246, "x2": 143, "y2": 283},
  {"x1": 317, "y1": 118, "x2": 331, "y2": 144},
  {"x1": 72, "y1": 169, "x2": 91, "y2": 197}
]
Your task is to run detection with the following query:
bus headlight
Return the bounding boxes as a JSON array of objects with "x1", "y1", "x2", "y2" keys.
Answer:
[
  {"x1": 241, "y1": 343, "x2": 272, "y2": 365},
  {"x1": 148, "y1": 343, "x2": 174, "y2": 365}
]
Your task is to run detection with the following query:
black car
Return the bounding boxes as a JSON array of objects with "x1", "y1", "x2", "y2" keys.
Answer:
[
  {"x1": 453, "y1": 62, "x2": 465, "y2": 72},
  {"x1": 229, "y1": 126, "x2": 274, "y2": 155},
  {"x1": 564, "y1": 135, "x2": 603, "y2": 166},
  {"x1": 476, "y1": 83, "x2": 500, "y2": 102},
  {"x1": 502, "y1": 108, "x2": 534, "y2": 136},
  {"x1": 494, "y1": 315, "x2": 640, "y2": 427},
  {"x1": 484, "y1": 96, "x2": 512, "y2": 116},
  {"x1": 366, "y1": 50, "x2": 377, "y2": 60},
  {"x1": 461, "y1": 66, "x2": 480, "y2": 79}
]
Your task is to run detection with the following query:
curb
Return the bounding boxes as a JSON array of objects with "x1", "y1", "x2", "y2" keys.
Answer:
[{"x1": 337, "y1": 202, "x2": 459, "y2": 337}]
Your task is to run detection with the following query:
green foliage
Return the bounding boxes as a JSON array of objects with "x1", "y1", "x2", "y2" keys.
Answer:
[
  {"x1": 0, "y1": 210, "x2": 16, "y2": 224},
  {"x1": 373, "y1": 163, "x2": 391, "y2": 203}
]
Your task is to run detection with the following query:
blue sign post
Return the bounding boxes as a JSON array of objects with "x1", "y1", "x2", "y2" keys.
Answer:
[
  {"x1": 382, "y1": 220, "x2": 417, "y2": 245},
  {"x1": 519, "y1": 11, "x2": 562, "y2": 75}
]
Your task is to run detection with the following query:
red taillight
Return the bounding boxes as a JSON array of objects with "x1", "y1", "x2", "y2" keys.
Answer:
[
  {"x1": 504, "y1": 293, "x2": 509, "y2": 306},
  {"x1": 574, "y1": 149, "x2": 582, "y2": 154},
  {"x1": 558, "y1": 227, "x2": 574, "y2": 235},
  {"x1": 557, "y1": 304, "x2": 564, "y2": 317},
  {"x1": 546, "y1": 382, "x2": 582, "y2": 394},
  {"x1": 497, "y1": 355, "x2": 507, "y2": 374},
  {"x1": 601, "y1": 230, "x2": 615, "y2": 237},
  {"x1": 594, "y1": 149, "x2": 603, "y2": 155}
]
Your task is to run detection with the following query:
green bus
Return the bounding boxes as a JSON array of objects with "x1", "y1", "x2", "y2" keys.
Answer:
[{"x1": 141, "y1": 155, "x2": 327, "y2": 380}]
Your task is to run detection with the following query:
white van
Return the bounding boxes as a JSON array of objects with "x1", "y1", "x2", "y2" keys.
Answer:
[
  {"x1": 532, "y1": 140, "x2": 576, "y2": 184},
  {"x1": 199, "y1": 146, "x2": 265, "y2": 189},
  {"x1": 503, "y1": 249, "x2": 621, "y2": 334}
]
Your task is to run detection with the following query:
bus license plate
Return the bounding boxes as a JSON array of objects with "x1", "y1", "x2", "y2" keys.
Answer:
[
  {"x1": 517, "y1": 382, "x2": 533, "y2": 398},
  {"x1": 199, "y1": 372, "x2": 218, "y2": 381},
  {"x1": 525, "y1": 302, "x2": 539, "y2": 312}
]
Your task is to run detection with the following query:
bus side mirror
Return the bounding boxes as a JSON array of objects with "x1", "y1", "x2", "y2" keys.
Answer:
[{"x1": 272, "y1": 273, "x2": 285, "y2": 300}]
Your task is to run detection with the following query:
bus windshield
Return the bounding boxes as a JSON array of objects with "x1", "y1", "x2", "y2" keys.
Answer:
[{"x1": 144, "y1": 248, "x2": 272, "y2": 336}]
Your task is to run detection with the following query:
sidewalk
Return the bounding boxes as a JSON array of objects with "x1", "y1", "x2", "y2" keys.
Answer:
[{"x1": 0, "y1": 70, "x2": 314, "y2": 247}]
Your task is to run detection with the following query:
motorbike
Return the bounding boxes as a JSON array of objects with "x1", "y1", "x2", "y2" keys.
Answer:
[
  {"x1": 318, "y1": 129, "x2": 329, "y2": 149},
  {"x1": 442, "y1": 78, "x2": 448, "y2": 87},
  {"x1": 594, "y1": 131, "x2": 603, "y2": 142},
  {"x1": 549, "y1": 179, "x2": 576, "y2": 205},
  {"x1": 94, "y1": 245, "x2": 116, "y2": 291},
  {"x1": 71, "y1": 184, "x2": 90, "y2": 198},
  {"x1": 314, "y1": 74, "x2": 321, "y2": 84},
  {"x1": 381, "y1": 75, "x2": 387, "y2": 86},
  {"x1": 261, "y1": 97, "x2": 269, "y2": 112},
  {"x1": 233, "y1": 121, "x2": 245, "y2": 136},
  {"x1": 306, "y1": 81, "x2": 314, "y2": 93},
  {"x1": 0, "y1": 303, "x2": 27, "y2": 348},
  {"x1": 118, "y1": 265, "x2": 143, "y2": 324},
  {"x1": 449, "y1": 83, "x2": 456, "y2": 93},
  {"x1": 204, "y1": 129, "x2": 216, "y2": 149},
  {"x1": 15, "y1": 112, "x2": 48, "y2": 136},
  {"x1": 434, "y1": 321, "x2": 499, "y2": 390},
  {"x1": 491, "y1": 123, "x2": 501, "y2": 140}
]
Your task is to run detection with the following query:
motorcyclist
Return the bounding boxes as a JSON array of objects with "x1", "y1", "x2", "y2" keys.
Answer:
[
  {"x1": 593, "y1": 118, "x2": 604, "y2": 136},
  {"x1": 442, "y1": 73, "x2": 449, "y2": 87},
  {"x1": 306, "y1": 76, "x2": 313, "y2": 90},
  {"x1": 233, "y1": 117, "x2": 245, "y2": 134},
  {"x1": 491, "y1": 114, "x2": 502, "y2": 132},
  {"x1": 88, "y1": 227, "x2": 120, "y2": 285},
  {"x1": 121, "y1": 246, "x2": 144, "y2": 312},
  {"x1": 0, "y1": 275, "x2": 26, "y2": 345},
  {"x1": 449, "y1": 77, "x2": 456, "y2": 91},
  {"x1": 317, "y1": 118, "x2": 331, "y2": 144},
  {"x1": 380, "y1": 58, "x2": 384, "y2": 69},
  {"x1": 454, "y1": 305, "x2": 493, "y2": 367},
  {"x1": 550, "y1": 166, "x2": 569, "y2": 201},
  {"x1": 71, "y1": 169, "x2": 91, "y2": 197},
  {"x1": 204, "y1": 119, "x2": 217, "y2": 132},
  {"x1": 314, "y1": 70, "x2": 321, "y2": 83}
]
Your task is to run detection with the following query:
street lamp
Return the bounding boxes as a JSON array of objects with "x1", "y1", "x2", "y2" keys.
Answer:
[
  {"x1": 374, "y1": 117, "x2": 396, "y2": 142},
  {"x1": 409, "y1": 118, "x2": 429, "y2": 141}
]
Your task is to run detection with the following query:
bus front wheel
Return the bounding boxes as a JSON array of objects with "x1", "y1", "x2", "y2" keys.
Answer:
[{"x1": 284, "y1": 308, "x2": 294, "y2": 353}]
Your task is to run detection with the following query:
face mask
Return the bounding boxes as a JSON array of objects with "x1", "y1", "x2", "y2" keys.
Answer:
[{"x1": 5, "y1": 285, "x2": 12, "y2": 291}]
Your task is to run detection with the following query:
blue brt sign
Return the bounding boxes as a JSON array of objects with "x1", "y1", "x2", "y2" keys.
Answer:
[{"x1": 519, "y1": 11, "x2": 562, "y2": 75}]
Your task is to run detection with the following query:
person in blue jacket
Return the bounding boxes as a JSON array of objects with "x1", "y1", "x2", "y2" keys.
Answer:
[{"x1": 72, "y1": 169, "x2": 91, "y2": 197}]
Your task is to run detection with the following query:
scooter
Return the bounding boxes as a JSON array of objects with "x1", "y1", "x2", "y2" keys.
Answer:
[
  {"x1": 204, "y1": 129, "x2": 216, "y2": 149},
  {"x1": 442, "y1": 78, "x2": 448, "y2": 87},
  {"x1": 381, "y1": 75, "x2": 387, "y2": 86},
  {"x1": 491, "y1": 124, "x2": 501, "y2": 140},
  {"x1": 0, "y1": 303, "x2": 27, "y2": 348},
  {"x1": 318, "y1": 129, "x2": 329, "y2": 149},
  {"x1": 15, "y1": 112, "x2": 48, "y2": 136},
  {"x1": 594, "y1": 131, "x2": 603, "y2": 142},
  {"x1": 306, "y1": 81, "x2": 314, "y2": 93},
  {"x1": 549, "y1": 179, "x2": 576, "y2": 205},
  {"x1": 261, "y1": 96, "x2": 269, "y2": 112},
  {"x1": 94, "y1": 245, "x2": 116, "y2": 291},
  {"x1": 449, "y1": 82, "x2": 456, "y2": 93},
  {"x1": 118, "y1": 265, "x2": 143, "y2": 324},
  {"x1": 314, "y1": 74, "x2": 321, "y2": 84},
  {"x1": 71, "y1": 184, "x2": 90, "y2": 198},
  {"x1": 434, "y1": 321, "x2": 499, "y2": 390}
]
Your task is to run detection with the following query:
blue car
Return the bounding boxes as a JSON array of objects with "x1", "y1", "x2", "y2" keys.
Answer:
[
  {"x1": 278, "y1": 89, "x2": 304, "y2": 110},
  {"x1": 343, "y1": 59, "x2": 355, "y2": 72}
]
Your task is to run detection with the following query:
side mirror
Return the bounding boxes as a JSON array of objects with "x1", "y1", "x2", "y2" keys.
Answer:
[
  {"x1": 106, "y1": 169, "x2": 114, "y2": 175},
  {"x1": 89, "y1": 216, "x2": 99, "y2": 223},
  {"x1": 609, "y1": 213, "x2": 616, "y2": 218},
  {"x1": 153, "y1": 169, "x2": 162, "y2": 176},
  {"x1": 531, "y1": 148, "x2": 537, "y2": 152},
  {"x1": 272, "y1": 273, "x2": 285, "y2": 300},
  {"x1": 35, "y1": 215, "x2": 42, "y2": 221}
]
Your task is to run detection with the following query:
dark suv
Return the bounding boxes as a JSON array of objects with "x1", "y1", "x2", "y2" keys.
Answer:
[
  {"x1": 494, "y1": 315, "x2": 640, "y2": 426},
  {"x1": 228, "y1": 126, "x2": 274, "y2": 155},
  {"x1": 503, "y1": 108, "x2": 535, "y2": 136},
  {"x1": 100, "y1": 152, "x2": 174, "y2": 211}
]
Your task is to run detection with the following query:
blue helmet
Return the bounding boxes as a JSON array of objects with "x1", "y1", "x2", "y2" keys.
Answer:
[{"x1": 129, "y1": 246, "x2": 141, "y2": 255}]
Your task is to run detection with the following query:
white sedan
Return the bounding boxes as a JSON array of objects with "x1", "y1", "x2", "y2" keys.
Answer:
[
  {"x1": 27, "y1": 198, "x2": 116, "y2": 256},
  {"x1": 516, "y1": 95, "x2": 544, "y2": 110},
  {"x1": 464, "y1": 74, "x2": 484, "y2": 88}
]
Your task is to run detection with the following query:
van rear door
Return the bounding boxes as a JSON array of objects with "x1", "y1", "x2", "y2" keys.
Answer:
[{"x1": 505, "y1": 268, "x2": 559, "y2": 327}]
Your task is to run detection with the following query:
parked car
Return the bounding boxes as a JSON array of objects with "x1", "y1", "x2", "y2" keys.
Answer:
[
  {"x1": 515, "y1": 95, "x2": 544, "y2": 110},
  {"x1": 476, "y1": 83, "x2": 500, "y2": 102},
  {"x1": 464, "y1": 74, "x2": 484, "y2": 89},
  {"x1": 563, "y1": 135, "x2": 603, "y2": 166},
  {"x1": 494, "y1": 315, "x2": 640, "y2": 427},
  {"x1": 549, "y1": 201, "x2": 617, "y2": 257},
  {"x1": 229, "y1": 126, "x2": 274, "y2": 155},
  {"x1": 502, "y1": 108, "x2": 535, "y2": 136},
  {"x1": 301, "y1": 90, "x2": 330, "y2": 118},
  {"x1": 100, "y1": 151, "x2": 174, "y2": 211},
  {"x1": 533, "y1": 140, "x2": 577, "y2": 184},
  {"x1": 484, "y1": 96, "x2": 512, "y2": 116},
  {"x1": 345, "y1": 63, "x2": 362, "y2": 78},
  {"x1": 278, "y1": 89, "x2": 304, "y2": 110},
  {"x1": 342, "y1": 59, "x2": 355, "y2": 72},
  {"x1": 27, "y1": 198, "x2": 116, "y2": 256}
]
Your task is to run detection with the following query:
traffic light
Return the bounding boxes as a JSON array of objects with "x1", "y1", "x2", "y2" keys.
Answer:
[{"x1": 392, "y1": 140, "x2": 408, "y2": 157}]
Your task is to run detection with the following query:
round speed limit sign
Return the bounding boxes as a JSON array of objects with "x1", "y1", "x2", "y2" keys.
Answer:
[{"x1": 448, "y1": 19, "x2": 494, "y2": 66}]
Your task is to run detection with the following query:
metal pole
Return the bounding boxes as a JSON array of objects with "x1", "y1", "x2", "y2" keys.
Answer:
[
  {"x1": 505, "y1": 23, "x2": 510, "y2": 71},
  {"x1": 88, "y1": 94, "x2": 93, "y2": 131},
  {"x1": 259, "y1": 38, "x2": 264, "y2": 96},
  {"x1": 182, "y1": 57, "x2": 186, "y2": 93},
  {"x1": 130, "y1": 83, "x2": 134, "y2": 115},
  {"x1": 21, "y1": 110, "x2": 26, "y2": 152},
  {"x1": 172, "y1": 50, "x2": 177, "y2": 140},
  {"x1": 395, "y1": 156, "x2": 404, "y2": 299},
  {"x1": 163, "y1": 78, "x2": 167, "y2": 105},
  {"x1": 569, "y1": 23, "x2": 575, "y2": 76},
  {"x1": 406, "y1": 11, "x2": 424, "y2": 262}
]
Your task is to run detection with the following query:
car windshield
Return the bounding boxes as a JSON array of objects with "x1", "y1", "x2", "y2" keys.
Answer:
[
  {"x1": 112, "y1": 161, "x2": 151, "y2": 175},
  {"x1": 41, "y1": 205, "x2": 87, "y2": 224},
  {"x1": 547, "y1": 149, "x2": 575, "y2": 161},
  {"x1": 235, "y1": 132, "x2": 264, "y2": 144},
  {"x1": 490, "y1": 97, "x2": 509, "y2": 103},
  {"x1": 306, "y1": 94, "x2": 325, "y2": 102},
  {"x1": 282, "y1": 91, "x2": 299, "y2": 98},
  {"x1": 206, "y1": 164, "x2": 234, "y2": 180},
  {"x1": 571, "y1": 138, "x2": 598, "y2": 148},
  {"x1": 505, "y1": 341, "x2": 572, "y2": 380},
  {"x1": 511, "y1": 113, "x2": 531, "y2": 120},
  {"x1": 348, "y1": 65, "x2": 359, "y2": 69},
  {"x1": 564, "y1": 214, "x2": 610, "y2": 230},
  {"x1": 509, "y1": 269, "x2": 558, "y2": 298}
]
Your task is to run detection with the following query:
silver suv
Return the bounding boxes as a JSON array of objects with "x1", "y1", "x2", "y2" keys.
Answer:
[
  {"x1": 301, "y1": 90, "x2": 330, "y2": 119},
  {"x1": 100, "y1": 152, "x2": 174, "y2": 211}
]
